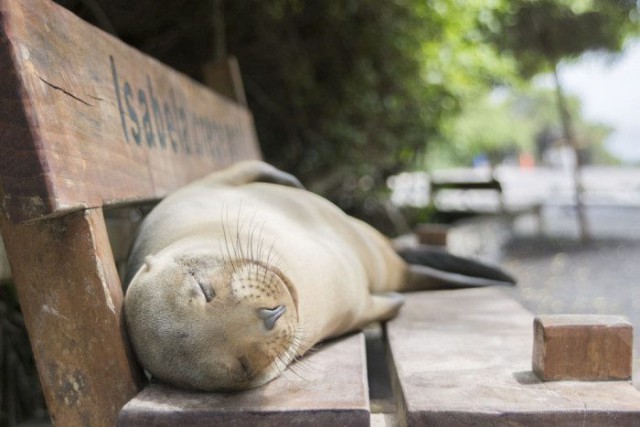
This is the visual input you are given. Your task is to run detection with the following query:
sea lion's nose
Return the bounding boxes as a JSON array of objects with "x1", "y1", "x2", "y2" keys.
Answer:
[{"x1": 257, "y1": 305, "x2": 286, "y2": 330}]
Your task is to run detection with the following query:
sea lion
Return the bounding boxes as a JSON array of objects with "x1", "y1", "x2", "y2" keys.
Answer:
[{"x1": 124, "y1": 160, "x2": 514, "y2": 391}]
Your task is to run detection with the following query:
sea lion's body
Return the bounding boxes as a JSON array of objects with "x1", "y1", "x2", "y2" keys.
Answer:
[{"x1": 125, "y1": 161, "x2": 514, "y2": 391}]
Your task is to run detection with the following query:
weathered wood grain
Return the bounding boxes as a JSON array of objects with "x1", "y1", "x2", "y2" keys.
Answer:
[
  {"x1": 533, "y1": 314, "x2": 633, "y2": 381},
  {"x1": 386, "y1": 288, "x2": 640, "y2": 426},
  {"x1": 0, "y1": 0, "x2": 260, "y2": 223},
  {"x1": 118, "y1": 333, "x2": 370, "y2": 427},
  {"x1": 0, "y1": 208, "x2": 144, "y2": 426}
]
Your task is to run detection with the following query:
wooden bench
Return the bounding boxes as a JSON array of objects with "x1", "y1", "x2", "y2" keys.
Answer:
[{"x1": 1, "y1": 2, "x2": 638, "y2": 426}]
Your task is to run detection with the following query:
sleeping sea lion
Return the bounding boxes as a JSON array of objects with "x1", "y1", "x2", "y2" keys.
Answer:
[{"x1": 124, "y1": 160, "x2": 515, "y2": 391}]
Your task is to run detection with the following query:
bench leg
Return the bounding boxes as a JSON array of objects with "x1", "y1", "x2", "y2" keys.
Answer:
[{"x1": 0, "y1": 208, "x2": 144, "y2": 426}]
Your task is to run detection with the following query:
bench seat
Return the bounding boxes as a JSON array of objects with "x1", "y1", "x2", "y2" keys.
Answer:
[
  {"x1": 119, "y1": 333, "x2": 370, "y2": 427},
  {"x1": 386, "y1": 288, "x2": 640, "y2": 426}
]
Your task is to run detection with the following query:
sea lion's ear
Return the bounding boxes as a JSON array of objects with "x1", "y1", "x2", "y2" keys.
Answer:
[
  {"x1": 201, "y1": 160, "x2": 304, "y2": 189},
  {"x1": 143, "y1": 255, "x2": 155, "y2": 272},
  {"x1": 396, "y1": 244, "x2": 516, "y2": 291}
]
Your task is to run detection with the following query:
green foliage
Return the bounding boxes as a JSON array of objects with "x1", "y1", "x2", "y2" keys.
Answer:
[
  {"x1": 226, "y1": 2, "x2": 427, "y2": 194},
  {"x1": 420, "y1": 0, "x2": 517, "y2": 99},
  {"x1": 225, "y1": 0, "x2": 516, "y2": 201},
  {"x1": 489, "y1": 0, "x2": 639, "y2": 77},
  {"x1": 424, "y1": 86, "x2": 614, "y2": 168},
  {"x1": 424, "y1": 0, "x2": 638, "y2": 171},
  {"x1": 434, "y1": 94, "x2": 533, "y2": 167}
]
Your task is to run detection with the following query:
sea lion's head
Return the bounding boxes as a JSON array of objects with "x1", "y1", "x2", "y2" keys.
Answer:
[{"x1": 124, "y1": 247, "x2": 300, "y2": 391}]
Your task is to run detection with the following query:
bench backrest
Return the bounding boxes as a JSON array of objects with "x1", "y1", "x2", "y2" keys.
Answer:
[
  {"x1": 0, "y1": 1, "x2": 259, "y2": 425},
  {"x1": 0, "y1": 0, "x2": 260, "y2": 223}
]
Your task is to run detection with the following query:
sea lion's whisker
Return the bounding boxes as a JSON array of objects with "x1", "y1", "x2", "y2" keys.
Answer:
[
  {"x1": 287, "y1": 355, "x2": 317, "y2": 378},
  {"x1": 281, "y1": 359, "x2": 307, "y2": 381},
  {"x1": 255, "y1": 222, "x2": 266, "y2": 263},
  {"x1": 246, "y1": 210, "x2": 261, "y2": 270},
  {"x1": 234, "y1": 206, "x2": 247, "y2": 262},
  {"x1": 220, "y1": 207, "x2": 239, "y2": 275}
]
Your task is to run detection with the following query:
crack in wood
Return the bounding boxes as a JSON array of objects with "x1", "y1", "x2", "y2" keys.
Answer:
[{"x1": 38, "y1": 76, "x2": 93, "y2": 107}]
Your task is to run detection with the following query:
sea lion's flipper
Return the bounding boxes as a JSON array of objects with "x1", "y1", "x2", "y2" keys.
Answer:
[
  {"x1": 200, "y1": 160, "x2": 304, "y2": 188},
  {"x1": 397, "y1": 245, "x2": 516, "y2": 290},
  {"x1": 352, "y1": 293, "x2": 406, "y2": 330}
]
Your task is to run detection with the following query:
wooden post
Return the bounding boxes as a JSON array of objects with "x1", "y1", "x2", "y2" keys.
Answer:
[
  {"x1": 203, "y1": 57, "x2": 248, "y2": 107},
  {"x1": 414, "y1": 224, "x2": 449, "y2": 247},
  {"x1": 0, "y1": 209, "x2": 144, "y2": 426}
]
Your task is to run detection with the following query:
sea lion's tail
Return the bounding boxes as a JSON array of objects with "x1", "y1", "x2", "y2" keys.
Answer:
[{"x1": 396, "y1": 245, "x2": 516, "y2": 291}]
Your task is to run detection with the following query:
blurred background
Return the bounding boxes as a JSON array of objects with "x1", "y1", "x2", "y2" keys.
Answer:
[{"x1": 2, "y1": 0, "x2": 639, "y2": 425}]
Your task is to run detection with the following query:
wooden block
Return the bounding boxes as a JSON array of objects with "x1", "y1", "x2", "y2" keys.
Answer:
[
  {"x1": 0, "y1": 208, "x2": 144, "y2": 426},
  {"x1": 386, "y1": 288, "x2": 640, "y2": 426},
  {"x1": 532, "y1": 315, "x2": 633, "y2": 381},
  {"x1": 414, "y1": 224, "x2": 449, "y2": 247},
  {"x1": 0, "y1": 0, "x2": 260, "y2": 223},
  {"x1": 118, "y1": 333, "x2": 370, "y2": 427}
]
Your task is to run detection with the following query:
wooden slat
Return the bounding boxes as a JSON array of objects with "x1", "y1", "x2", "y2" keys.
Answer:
[
  {"x1": 0, "y1": 0, "x2": 260, "y2": 222},
  {"x1": 386, "y1": 288, "x2": 640, "y2": 426},
  {"x1": 0, "y1": 208, "x2": 144, "y2": 426},
  {"x1": 119, "y1": 333, "x2": 370, "y2": 427}
]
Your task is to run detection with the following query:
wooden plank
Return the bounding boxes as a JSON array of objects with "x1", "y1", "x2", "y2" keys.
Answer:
[
  {"x1": 386, "y1": 288, "x2": 640, "y2": 426},
  {"x1": 533, "y1": 315, "x2": 633, "y2": 381},
  {"x1": 119, "y1": 333, "x2": 370, "y2": 427},
  {"x1": 0, "y1": 208, "x2": 144, "y2": 426},
  {"x1": 0, "y1": 0, "x2": 261, "y2": 222}
]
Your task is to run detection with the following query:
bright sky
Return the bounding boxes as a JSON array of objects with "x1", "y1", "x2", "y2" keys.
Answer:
[{"x1": 548, "y1": 38, "x2": 640, "y2": 163}]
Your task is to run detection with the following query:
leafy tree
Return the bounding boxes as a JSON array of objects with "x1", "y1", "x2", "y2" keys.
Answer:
[
  {"x1": 425, "y1": 93, "x2": 533, "y2": 169},
  {"x1": 425, "y1": 87, "x2": 614, "y2": 169},
  {"x1": 486, "y1": 0, "x2": 639, "y2": 240}
]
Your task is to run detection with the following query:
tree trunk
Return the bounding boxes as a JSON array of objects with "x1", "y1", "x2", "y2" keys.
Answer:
[{"x1": 552, "y1": 63, "x2": 589, "y2": 242}]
